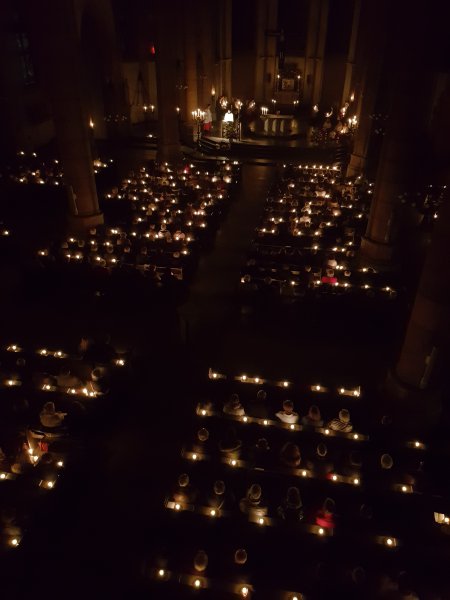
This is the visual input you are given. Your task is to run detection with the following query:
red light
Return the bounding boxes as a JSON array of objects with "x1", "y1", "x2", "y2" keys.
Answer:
[{"x1": 150, "y1": 45, "x2": 155, "y2": 55}]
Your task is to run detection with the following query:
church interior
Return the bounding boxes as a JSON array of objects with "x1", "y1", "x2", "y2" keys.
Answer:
[{"x1": 0, "y1": 0, "x2": 450, "y2": 598}]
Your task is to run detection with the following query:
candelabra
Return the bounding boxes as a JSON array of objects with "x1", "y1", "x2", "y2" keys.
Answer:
[{"x1": 192, "y1": 109, "x2": 205, "y2": 149}]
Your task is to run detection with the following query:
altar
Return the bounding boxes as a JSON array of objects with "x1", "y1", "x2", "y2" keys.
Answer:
[{"x1": 261, "y1": 114, "x2": 296, "y2": 137}]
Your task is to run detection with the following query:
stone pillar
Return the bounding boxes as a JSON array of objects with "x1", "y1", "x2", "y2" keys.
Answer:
[
  {"x1": 340, "y1": 0, "x2": 360, "y2": 108},
  {"x1": 0, "y1": 2, "x2": 29, "y2": 156},
  {"x1": 216, "y1": 0, "x2": 232, "y2": 98},
  {"x1": 25, "y1": 0, "x2": 102, "y2": 228},
  {"x1": 197, "y1": 0, "x2": 215, "y2": 108},
  {"x1": 360, "y1": 55, "x2": 435, "y2": 262},
  {"x1": 154, "y1": 0, "x2": 182, "y2": 163},
  {"x1": 183, "y1": 0, "x2": 198, "y2": 122},
  {"x1": 346, "y1": 0, "x2": 387, "y2": 177},
  {"x1": 386, "y1": 182, "x2": 450, "y2": 427},
  {"x1": 254, "y1": 0, "x2": 278, "y2": 102},
  {"x1": 303, "y1": 0, "x2": 319, "y2": 105},
  {"x1": 311, "y1": 0, "x2": 328, "y2": 107}
]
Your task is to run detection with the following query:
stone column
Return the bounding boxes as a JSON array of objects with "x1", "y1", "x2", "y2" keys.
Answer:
[
  {"x1": 25, "y1": 0, "x2": 102, "y2": 228},
  {"x1": 346, "y1": 0, "x2": 387, "y2": 177},
  {"x1": 216, "y1": 0, "x2": 232, "y2": 98},
  {"x1": 0, "y1": 2, "x2": 29, "y2": 156},
  {"x1": 303, "y1": 0, "x2": 320, "y2": 105},
  {"x1": 340, "y1": 0, "x2": 360, "y2": 108},
  {"x1": 183, "y1": 0, "x2": 198, "y2": 122},
  {"x1": 360, "y1": 56, "x2": 435, "y2": 262},
  {"x1": 154, "y1": 0, "x2": 182, "y2": 163},
  {"x1": 197, "y1": 0, "x2": 215, "y2": 108},
  {"x1": 385, "y1": 181, "x2": 450, "y2": 428},
  {"x1": 254, "y1": 0, "x2": 278, "y2": 103},
  {"x1": 311, "y1": 0, "x2": 329, "y2": 107}
]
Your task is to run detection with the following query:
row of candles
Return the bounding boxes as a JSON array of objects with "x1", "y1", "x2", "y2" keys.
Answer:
[{"x1": 208, "y1": 369, "x2": 361, "y2": 398}]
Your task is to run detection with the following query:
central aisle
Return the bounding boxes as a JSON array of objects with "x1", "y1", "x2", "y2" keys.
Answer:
[{"x1": 178, "y1": 162, "x2": 276, "y2": 362}]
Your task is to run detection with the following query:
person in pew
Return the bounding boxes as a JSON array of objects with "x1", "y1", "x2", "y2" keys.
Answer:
[
  {"x1": 249, "y1": 437, "x2": 272, "y2": 469},
  {"x1": 207, "y1": 480, "x2": 235, "y2": 511},
  {"x1": 193, "y1": 550, "x2": 208, "y2": 573},
  {"x1": 39, "y1": 401, "x2": 67, "y2": 429},
  {"x1": 56, "y1": 368, "x2": 83, "y2": 389},
  {"x1": 172, "y1": 473, "x2": 198, "y2": 504},
  {"x1": 315, "y1": 497, "x2": 336, "y2": 529},
  {"x1": 247, "y1": 389, "x2": 270, "y2": 419},
  {"x1": 326, "y1": 408, "x2": 353, "y2": 433},
  {"x1": 192, "y1": 427, "x2": 210, "y2": 454},
  {"x1": 339, "y1": 449, "x2": 362, "y2": 477},
  {"x1": 321, "y1": 268, "x2": 338, "y2": 285},
  {"x1": 277, "y1": 486, "x2": 304, "y2": 521},
  {"x1": 280, "y1": 442, "x2": 302, "y2": 468},
  {"x1": 302, "y1": 405, "x2": 323, "y2": 428},
  {"x1": 377, "y1": 453, "x2": 415, "y2": 486},
  {"x1": 239, "y1": 483, "x2": 267, "y2": 517},
  {"x1": 223, "y1": 394, "x2": 245, "y2": 417},
  {"x1": 312, "y1": 442, "x2": 334, "y2": 476},
  {"x1": 89, "y1": 367, "x2": 110, "y2": 395},
  {"x1": 0, "y1": 447, "x2": 10, "y2": 472},
  {"x1": 218, "y1": 427, "x2": 242, "y2": 457},
  {"x1": 275, "y1": 399, "x2": 299, "y2": 424}
]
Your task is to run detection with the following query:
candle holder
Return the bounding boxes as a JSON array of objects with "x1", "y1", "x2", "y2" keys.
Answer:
[{"x1": 192, "y1": 109, "x2": 205, "y2": 150}]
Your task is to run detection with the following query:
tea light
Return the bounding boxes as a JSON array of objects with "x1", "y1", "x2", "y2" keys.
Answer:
[
  {"x1": 192, "y1": 453, "x2": 198, "y2": 461},
  {"x1": 243, "y1": 416, "x2": 248, "y2": 423},
  {"x1": 324, "y1": 429, "x2": 330, "y2": 435},
  {"x1": 158, "y1": 569, "x2": 165, "y2": 577},
  {"x1": 283, "y1": 381, "x2": 289, "y2": 387},
  {"x1": 318, "y1": 528, "x2": 324, "y2": 535},
  {"x1": 174, "y1": 503, "x2": 181, "y2": 511},
  {"x1": 241, "y1": 586, "x2": 249, "y2": 597},
  {"x1": 210, "y1": 509, "x2": 216, "y2": 517},
  {"x1": 353, "y1": 478, "x2": 360, "y2": 485},
  {"x1": 193, "y1": 579, "x2": 201, "y2": 588},
  {"x1": 230, "y1": 459, "x2": 237, "y2": 466},
  {"x1": 258, "y1": 517, "x2": 265, "y2": 525}
]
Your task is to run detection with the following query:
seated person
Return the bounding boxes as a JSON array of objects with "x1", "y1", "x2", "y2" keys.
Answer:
[
  {"x1": 0, "y1": 447, "x2": 10, "y2": 472},
  {"x1": 56, "y1": 368, "x2": 82, "y2": 389},
  {"x1": 248, "y1": 389, "x2": 269, "y2": 419},
  {"x1": 207, "y1": 480, "x2": 234, "y2": 510},
  {"x1": 313, "y1": 443, "x2": 334, "y2": 476},
  {"x1": 315, "y1": 497, "x2": 336, "y2": 529},
  {"x1": 192, "y1": 427, "x2": 210, "y2": 453},
  {"x1": 327, "y1": 409, "x2": 353, "y2": 433},
  {"x1": 239, "y1": 483, "x2": 267, "y2": 517},
  {"x1": 339, "y1": 450, "x2": 362, "y2": 477},
  {"x1": 326, "y1": 254, "x2": 338, "y2": 269},
  {"x1": 193, "y1": 550, "x2": 208, "y2": 574},
  {"x1": 39, "y1": 402, "x2": 67, "y2": 429},
  {"x1": 276, "y1": 399, "x2": 299, "y2": 424},
  {"x1": 223, "y1": 394, "x2": 245, "y2": 417},
  {"x1": 321, "y1": 268, "x2": 338, "y2": 285},
  {"x1": 277, "y1": 486, "x2": 304, "y2": 521},
  {"x1": 378, "y1": 453, "x2": 415, "y2": 486},
  {"x1": 302, "y1": 405, "x2": 323, "y2": 428},
  {"x1": 218, "y1": 427, "x2": 242, "y2": 457},
  {"x1": 247, "y1": 437, "x2": 272, "y2": 470},
  {"x1": 196, "y1": 400, "x2": 213, "y2": 416},
  {"x1": 172, "y1": 473, "x2": 197, "y2": 504},
  {"x1": 280, "y1": 442, "x2": 301, "y2": 468},
  {"x1": 87, "y1": 367, "x2": 110, "y2": 395}
]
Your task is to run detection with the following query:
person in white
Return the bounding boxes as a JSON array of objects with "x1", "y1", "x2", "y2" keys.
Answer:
[{"x1": 276, "y1": 400, "x2": 299, "y2": 424}]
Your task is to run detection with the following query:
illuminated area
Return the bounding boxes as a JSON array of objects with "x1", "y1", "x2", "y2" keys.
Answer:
[{"x1": 0, "y1": 0, "x2": 449, "y2": 598}]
